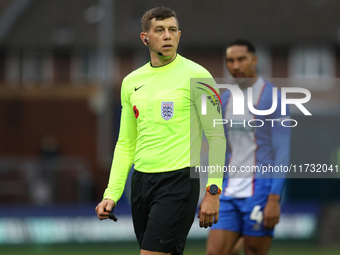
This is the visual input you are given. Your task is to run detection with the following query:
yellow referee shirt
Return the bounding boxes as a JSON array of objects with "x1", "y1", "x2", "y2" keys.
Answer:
[{"x1": 104, "y1": 54, "x2": 226, "y2": 202}]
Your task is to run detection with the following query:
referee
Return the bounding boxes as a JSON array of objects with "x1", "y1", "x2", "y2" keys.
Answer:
[{"x1": 95, "y1": 7, "x2": 226, "y2": 255}]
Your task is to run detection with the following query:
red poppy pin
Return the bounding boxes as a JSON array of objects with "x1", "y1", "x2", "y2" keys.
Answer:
[{"x1": 133, "y1": 105, "x2": 139, "y2": 119}]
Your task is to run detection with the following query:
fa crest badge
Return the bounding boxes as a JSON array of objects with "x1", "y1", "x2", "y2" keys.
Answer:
[{"x1": 161, "y1": 102, "x2": 174, "y2": 120}]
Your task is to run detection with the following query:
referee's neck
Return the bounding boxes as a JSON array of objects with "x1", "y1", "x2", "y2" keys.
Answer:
[{"x1": 150, "y1": 53, "x2": 177, "y2": 67}]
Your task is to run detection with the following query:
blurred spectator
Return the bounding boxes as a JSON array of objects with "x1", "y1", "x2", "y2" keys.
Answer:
[{"x1": 28, "y1": 135, "x2": 60, "y2": 205}]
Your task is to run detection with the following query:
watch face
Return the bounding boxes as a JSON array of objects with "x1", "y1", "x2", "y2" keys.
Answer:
[{"x1": 209, "y1": 185, "x2": 218, "y2": 194}]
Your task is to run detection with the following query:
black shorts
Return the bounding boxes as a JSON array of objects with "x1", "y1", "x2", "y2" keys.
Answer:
[{"x1": 131, "y1": 167, "x2": 200, "y2": 255}]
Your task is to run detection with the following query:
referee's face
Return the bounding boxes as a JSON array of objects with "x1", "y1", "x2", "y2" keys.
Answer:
[
  {"x1": 226, "y1": 45, "x2": 257, "y2": 85},
  {"x1": 143, "y1": 17, "x2": 181, "y2": 61}
]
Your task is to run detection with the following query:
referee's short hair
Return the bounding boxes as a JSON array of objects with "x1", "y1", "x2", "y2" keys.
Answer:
[
  {"x1": 141, "y1": 7, "x2": 178, "y2": 32},
  {"x1": 227, "y1": 39, "x2": 256, "y2": 54}
]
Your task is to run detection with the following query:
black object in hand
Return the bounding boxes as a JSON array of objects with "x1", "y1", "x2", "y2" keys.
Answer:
[{"x1": 109, "y1": 213, "x2": 118, "y2": 222}]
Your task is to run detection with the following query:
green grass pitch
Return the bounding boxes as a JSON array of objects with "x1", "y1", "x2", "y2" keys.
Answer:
[{"x1": 0, "y1": 240, "x2": 340, "y2": 255}]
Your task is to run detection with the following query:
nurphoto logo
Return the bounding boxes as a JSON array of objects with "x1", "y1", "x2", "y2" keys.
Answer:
[{"x1": 201, "y1": 84, "x2": 312, "y2": 127}]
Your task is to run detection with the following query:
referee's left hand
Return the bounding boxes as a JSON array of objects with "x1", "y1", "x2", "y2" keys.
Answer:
[{"x1": 198, "y1": 192, "x2": 220, "y2": 228}]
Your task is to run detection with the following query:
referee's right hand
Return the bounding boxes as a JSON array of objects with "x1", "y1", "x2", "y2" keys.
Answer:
[{"x1": 95, "y1": 199, "x2": 115, "y2": 220}]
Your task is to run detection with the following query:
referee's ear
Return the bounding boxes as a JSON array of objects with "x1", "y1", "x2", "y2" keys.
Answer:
[{"x1": 140, "y1": 32, "x2": 148, "y2": 46}]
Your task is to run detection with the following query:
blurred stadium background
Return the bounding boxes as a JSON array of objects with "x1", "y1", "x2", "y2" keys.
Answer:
[{"x1": 0, "y1": 0, "x2": 340, "y2": 254}]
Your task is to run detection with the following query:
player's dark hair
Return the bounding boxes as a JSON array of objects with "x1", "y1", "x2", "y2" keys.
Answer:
[
  {"x1": 141, "y1": 7, "x2": 178, "y2": 32},
  {"x1": 227, "y1": 39, "x2": 256, "y2": 54}
]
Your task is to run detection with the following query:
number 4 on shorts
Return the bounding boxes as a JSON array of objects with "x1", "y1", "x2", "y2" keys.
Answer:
[{"x1": 250, "y1": 205, "x2": 263, "y2": 224}]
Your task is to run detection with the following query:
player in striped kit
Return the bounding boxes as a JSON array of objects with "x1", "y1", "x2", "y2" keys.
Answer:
[{"x1": 206, "y1": 39, "x2": 291, "y2": 255}]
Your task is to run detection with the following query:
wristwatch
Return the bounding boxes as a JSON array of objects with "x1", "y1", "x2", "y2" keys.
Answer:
[{"x1": 206, "y1": 184, "x2": 221, "y2": 195}]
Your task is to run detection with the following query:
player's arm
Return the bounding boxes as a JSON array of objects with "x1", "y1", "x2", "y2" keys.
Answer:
[
  {"x1": 194, "y1": 70, "x2": 226, "y2": 228},
  {"x1": 264, "y1": 89, "x2": 291, "y2": 228},
  {"x1": 95, "y1": 81, "x2": 137, "y2": 220}
]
